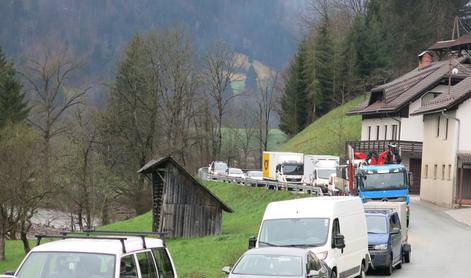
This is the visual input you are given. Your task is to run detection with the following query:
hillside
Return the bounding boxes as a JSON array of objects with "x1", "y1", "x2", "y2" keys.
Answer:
[
  {"x1": 277, "y1": 96, "x2": 365, "y2": 156},
  {"x1": 0, "y1": 182, "x2": 302, "y2": 277}
]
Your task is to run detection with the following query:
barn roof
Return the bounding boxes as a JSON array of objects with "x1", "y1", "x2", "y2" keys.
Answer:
[{"x1": 138, "y1": 156, "x2": 233, "y2": 213}]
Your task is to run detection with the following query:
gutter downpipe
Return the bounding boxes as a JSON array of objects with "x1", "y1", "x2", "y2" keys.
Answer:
[{"x1": 441, "y1": 109, "x2": 461, "y2": 206}]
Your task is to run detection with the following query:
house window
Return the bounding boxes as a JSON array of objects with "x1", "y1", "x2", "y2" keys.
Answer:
[
  {"x1": 434, "y1": 164, "x2": 437, "y2": 180},
  {"x1": 436, "y1": 116, "x2": 440, "y2": 137},
  {"x1": 448, "y1": 164, "x2": 452, "y2": 180},
  {"x1": 376, "y1": 126, "x2": 380, "y2": 140},
  {"x1": 384, "y1": 125, "x2": 388, "y2": 140},
  {"x1": 392, "y1": 125, "x2": 398, "y2": 140},
  {"x1": 425, "y1": 164, "x2": 428, "y2": 178},
  {"x1": 445, "y1": 119, "x2": 449, "y2": 140},
  {"x1": 442, "y1": 164, "x2": 445, "y2": 180},
  {"x1": 368, "y1": 126, "x2": 371, "y2": 141}
]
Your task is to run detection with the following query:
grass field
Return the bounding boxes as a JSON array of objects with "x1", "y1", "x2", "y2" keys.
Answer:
[
  {"x1": 0, "y1": 182, "x2": 301, "y2": 277},
  {"x1": 222, "y1": 128, "x2": 287, "y2": 152},
  {"x1": 277, "y1": 96, "x2": 365, "y2": 156}
]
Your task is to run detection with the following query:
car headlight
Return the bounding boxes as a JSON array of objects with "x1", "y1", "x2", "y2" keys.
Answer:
[
  {"x1": 316, "y1": 251, "x2": 328, "y2": 260},
  {"x1": 373, "y1": 244, "x2": 388, "y2": 250}
]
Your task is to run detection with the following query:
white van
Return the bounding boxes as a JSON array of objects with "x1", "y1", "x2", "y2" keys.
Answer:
[{"x1": 252, "y1": 196, "x2": 369, "y2": 278}]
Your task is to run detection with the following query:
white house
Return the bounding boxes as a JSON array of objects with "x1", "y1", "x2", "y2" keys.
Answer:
[{"x1": 349, "y1": 33, "x2": 471, "y2": 207}]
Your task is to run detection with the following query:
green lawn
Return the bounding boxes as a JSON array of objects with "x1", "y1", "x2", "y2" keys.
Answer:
[
  {"x1": 277, "y1": 96, "x2": 365, "y2": 156},
  {"x1": 0, "y1": 182, "x2": 301, "y2": 277},
  {"x1": 222, "y1": 128, "x2": 287, "y2": 151}
]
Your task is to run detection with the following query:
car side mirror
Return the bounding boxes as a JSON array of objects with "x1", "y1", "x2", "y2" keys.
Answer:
[
  {"x1": 248, "y1": 236, "x2": 257, "y2": 249},
  {"x1": 221, "y1": 266, "x2": 231, "y2": 274},
  {"x1": 391, "y1": 227, "x2": 401, "y2": 234},
  {"x1": 307, "y1": 269, "x2": 320, "y2": 278},
  {"x1": 333, "y1": 234, "x2": 346, "y2": 249}
]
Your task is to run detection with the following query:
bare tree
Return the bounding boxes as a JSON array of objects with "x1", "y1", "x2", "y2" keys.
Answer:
[
  {"x1": 21, "y1": 48, "x2": 88, "y2": 190},
  {"x1": 204, "y1": 41, "x2": 239, "y2": 159},
  {"x1": 0, "y1": 123, "x2": 46, "y2": 259},
  {"x1": 256, "y1": 72, "x2": 281, "y2": 163}
]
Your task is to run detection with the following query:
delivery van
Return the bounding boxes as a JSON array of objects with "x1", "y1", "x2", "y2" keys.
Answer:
[{"x1": 250, "y1": 196, "x2": 370, "y2": 278}]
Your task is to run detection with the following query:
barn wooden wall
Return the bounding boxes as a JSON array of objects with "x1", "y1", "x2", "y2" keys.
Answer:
[{"x1": 153, "y1": 162, "x2": 223, "y2": 238}]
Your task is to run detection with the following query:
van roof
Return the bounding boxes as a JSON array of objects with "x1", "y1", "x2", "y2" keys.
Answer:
[
  {"x1": 31, "y1": 236, "x2": 165, "y2": 256},
  {"x1": 263, "y1": 196, "x2": 363, "y2": 220}
]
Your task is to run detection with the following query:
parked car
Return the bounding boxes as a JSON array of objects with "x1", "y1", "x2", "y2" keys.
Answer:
[
  {"x1": 209, "y1": 161, "x2": 228, "y2": 178},
  {"x1": 249, "y1": 196, "x2": 370, "y2": 278},
  {"x1": 365, "y1": 209, "x2": 404, "y2": 275},
  {"x1": 245, "y1": 170, "x2": 264, "y2": 186},
  {"x1": 197, "y1": 167, "x2": 209, "y2": 181},
  {"x1": 2, "y1": 231, "x2": 177, "y2": 278},
  {"x1": 226, "y1": 167, "x2": 245, "y2": 182},
  {"x1": 222, "y1": 247, "x2": 330, "y2": 278},
  {"x1": 245, "y1": 170, "x2": 263, "y2": 181}
]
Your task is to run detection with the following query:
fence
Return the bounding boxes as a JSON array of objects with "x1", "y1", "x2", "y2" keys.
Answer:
[{"x1": 206, "y1": 174, "x2": 325, "y2": 196}]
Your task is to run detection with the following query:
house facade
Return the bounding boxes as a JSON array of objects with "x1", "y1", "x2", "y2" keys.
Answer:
[
  {"x1": 349, "y1": 33, "x2": 471, "y2": 207},
  {"x1": 412, "y1": 77, "x2": 471, "y2": 207}
]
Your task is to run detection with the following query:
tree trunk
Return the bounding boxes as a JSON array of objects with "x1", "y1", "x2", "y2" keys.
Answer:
[
  {"x1": 21, "y1": 232, "x2": 30, "y2": 254},
  {"x1": 0, "y1": 225, "x2": 5, "y2": 261},
  {"x1": 101, "y1": 197, "x2": 110, "y2": 226}
]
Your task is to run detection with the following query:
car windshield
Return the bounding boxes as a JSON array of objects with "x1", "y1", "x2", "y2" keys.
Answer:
[
  {"x1": 214, "y1": 162, "x2": 227, "y2": 171},
  {"x1": 366, "y1": 215, "x2": 388, "y2": 234},
  {"x1": 317, "y1": 169, "x2": 336, "y2": 179},
  {"x1": 282, "y1": 164, "x2": 303, "y2": 175},
  {"x1": 259, "y1": 218, "x2": 329, "y2": 247},
  {"x1": 16, "y1": 252, "x2": 115, "y2": 278},
  {"x1": 360, "y1": 172, "x2": 407, "y2": 191},
  {"x1": 230, "y1": 168, "x2": 243, "y2": 174},
  {"x1": 232, "y1": 254, "x2": 303, "y2": 277}
]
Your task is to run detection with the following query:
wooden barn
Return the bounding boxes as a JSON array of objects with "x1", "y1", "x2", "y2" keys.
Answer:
[{"x1": 138, "y1": 156, "x2": 233, "y2": 238}]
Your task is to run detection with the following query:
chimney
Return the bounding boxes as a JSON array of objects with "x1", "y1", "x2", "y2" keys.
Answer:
[{"x1": 418, "y1": 51, "x2": 433, "y2": 69}]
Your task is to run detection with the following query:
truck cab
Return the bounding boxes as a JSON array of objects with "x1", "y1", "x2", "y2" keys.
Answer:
[
  {"x1": 365, "y1": 210, "x2": 404, "y2": 275},
  {"x1": 355, "y1": 164, "x2": 411, "y2": 225},
  {"x1": 275, "y1": 162, "x2": 304, "y2": 183}
]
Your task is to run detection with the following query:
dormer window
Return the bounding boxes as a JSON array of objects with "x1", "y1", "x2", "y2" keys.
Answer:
[{"x1": 368, "y1": 90, "x2": 384, "y2": 106}]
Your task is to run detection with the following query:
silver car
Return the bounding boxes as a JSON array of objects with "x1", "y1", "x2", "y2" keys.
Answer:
[{"x1": 222, "y1": 247, "x2": 330, "y2": 278}]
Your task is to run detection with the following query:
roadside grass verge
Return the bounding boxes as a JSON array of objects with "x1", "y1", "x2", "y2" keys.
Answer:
[{"x1": 0, "y1": 182, "x2": 301, "y2": 277}]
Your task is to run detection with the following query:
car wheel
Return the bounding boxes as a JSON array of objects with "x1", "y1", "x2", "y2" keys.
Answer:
[
  {"x1": 331, "y1": 270, "x2": 337, "y2": 278},
  {"x1": 356, "y1": 263, "x2": 366, "y2": 278},
  {"x1": 404, "y1": 251, "x2": 411, "y2": 263},
  {"x1": 385, "y1": 260, "x2": 393, "y2": 276}
]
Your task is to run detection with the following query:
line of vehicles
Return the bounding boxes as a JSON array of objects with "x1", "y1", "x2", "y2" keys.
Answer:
[
  {"x1": 223, "y1": 196, "x2": 411, "y2": 278},
  {"x1": 205, "y1": 148, "x2": 412, "y2": 225}
]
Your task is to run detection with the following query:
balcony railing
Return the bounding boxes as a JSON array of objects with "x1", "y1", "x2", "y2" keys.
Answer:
[{"x1": 345, "y1": 140, "x2": 423, "y2": 157}]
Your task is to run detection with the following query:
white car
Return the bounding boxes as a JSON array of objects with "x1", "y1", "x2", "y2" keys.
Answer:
[
  {"x1": 245, "y1": 170, "x2": 263, "y2": 181},
  {"x1": 226, "y1": 168, "x2": 245, "y2": 182},
  {"x1": 209, "y1": 161, "x2": 228, "y2": 178},
  {"x1": 3, "y1": 231, "x2": 177, "y2": 278}
]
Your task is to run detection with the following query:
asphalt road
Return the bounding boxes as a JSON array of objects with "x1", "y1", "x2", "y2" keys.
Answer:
[{"x1": 369, "y1": 197, "x2": 471, "y2": 277}]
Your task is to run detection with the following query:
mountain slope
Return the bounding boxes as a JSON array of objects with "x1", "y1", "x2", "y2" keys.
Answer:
[{"x1": 277, "y1": 96, "x2": 365, "y2": 156}]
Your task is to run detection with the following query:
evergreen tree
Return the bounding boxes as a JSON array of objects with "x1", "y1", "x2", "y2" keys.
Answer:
[
  {"x1": 312, "y1": 23, "x2": 333, "y2": 117},
  {"x1": 0, "y1": 47, "x2": 29, "y2": 128},
  {"x1": 279, "y1": 43, "x2": 309, "y2": 136}
]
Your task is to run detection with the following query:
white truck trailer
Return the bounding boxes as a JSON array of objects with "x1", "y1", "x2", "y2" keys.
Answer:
[
  {"x1": 262, "y1": 151, "x2": 304, "y2": 183},
  {"x1": 303, "y1": 155, "x2": 339, "y2": 187}
]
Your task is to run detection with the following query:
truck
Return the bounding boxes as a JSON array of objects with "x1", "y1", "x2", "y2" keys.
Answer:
[
  {"x1": 262, "y1": 151, "x2": 304, "y2": 183},
  {"x1": 303, "y1": 155, "x2": 339, "y2": 186},
  {"x1": 356, "y1": 164, "x2": 412, "y2": 226}
]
